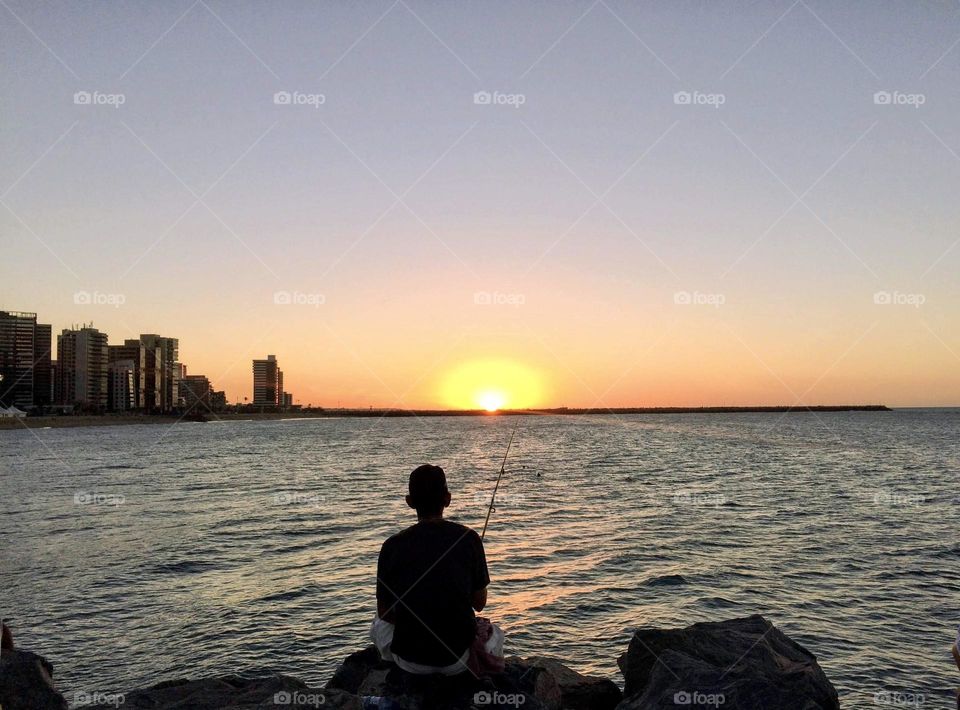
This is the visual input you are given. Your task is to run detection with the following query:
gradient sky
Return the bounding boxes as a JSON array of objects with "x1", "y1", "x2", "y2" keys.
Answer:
[{"x1": 2, "y1": 1, "x2": 959, "y2": 408}]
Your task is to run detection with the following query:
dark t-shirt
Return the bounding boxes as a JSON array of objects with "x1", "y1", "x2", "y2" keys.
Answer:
[{"x1": 376, "y1": 519, "x2": 490, "y2": 667}]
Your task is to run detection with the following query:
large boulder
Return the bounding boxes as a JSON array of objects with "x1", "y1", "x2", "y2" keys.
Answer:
[
  {"x1": 517, "y1": 657, "x2": 621, "y2": 709},
  {"x1": 87, "y1": 675, "x2": 360, "y2": 709},
  {"x1": 616, "y1": 615, "x2": 839, "y2": 709},
  {"x1": 0, "y1": 648, "x2": 68, "y2": 710}
]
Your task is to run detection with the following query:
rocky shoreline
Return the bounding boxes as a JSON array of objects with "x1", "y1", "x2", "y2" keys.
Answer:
[{"x1": 0, "y1": 615, "x2": 839, "y2": 709}]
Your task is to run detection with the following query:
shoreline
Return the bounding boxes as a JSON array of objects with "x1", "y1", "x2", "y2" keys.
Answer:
[
  {"x1": 1, "y1": 615, "x2": 841, "y2": 709},
  {"x1": 0, "y1": 405, "x2": 892, "y2": 430}
]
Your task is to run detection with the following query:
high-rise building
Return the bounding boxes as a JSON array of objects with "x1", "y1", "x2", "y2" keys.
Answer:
[
  {"x1": 210, "y1": 390, "x2": 227, "y2": 412},
  {"x1": 108, "y1": 359, "x2": 136, "y2": 411},
  {"x1": 108, "y1": 340, "x2": 147, "y2": 409},
  {"x1": 180, "y1": 374, "x2": 212, "y2": 411},
  {"x1": 51, "y1": 359, "x2": 59, "y2": 405},
  {"x1": 253, "y1": 354, "x2": 282, "y2": 406},
  {"x1": 173, "y1": 362, "x2": 186, "y2": 408},
  {"x1": 56, "y1": 325, "x2": 108, "y2": 409},
  {"x1": 34, "y1": 323, "x2": 52, "y2": 407},
  {"x1": 0, "y1": 311, "x2": 53, "y2": 409},
  {"x1": 139, "y1": 334, "x2": 179, "y2": 412}
]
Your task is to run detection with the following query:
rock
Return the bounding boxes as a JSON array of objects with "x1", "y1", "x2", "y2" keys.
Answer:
[
  {"x1": 325, "y1": 646, "x2": 619, "y2": 709},
  {"x1": 501, "y1": 656, "x2": 561, "y2": 709},
  {"x1": 522, "y1": 656, "x2": 622, "y2": 709},
  {"x1": 86, "y1": 675, "x2": 360, "y2": 709},
  {"x1": 0, "y1": 649, "x2": 68, "y2": 710},
  {"x1": 5, "y1": 615, "x2": 839, "y2": 710},
  {"x1": 326, "y1": 646, "x2": 392, "y2": 695},
  {"x1": 617, "y1": 615, "x2": 839, "y2": 709}
]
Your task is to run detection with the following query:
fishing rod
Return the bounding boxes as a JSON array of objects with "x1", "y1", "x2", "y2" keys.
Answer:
[{"x1": 480, "y1": 419, "x2": 519, "y2": 541}]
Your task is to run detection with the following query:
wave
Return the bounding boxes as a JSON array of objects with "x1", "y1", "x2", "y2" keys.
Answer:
[{"x1": 644, "y1": 574, "x2": 688, "y2": 587}]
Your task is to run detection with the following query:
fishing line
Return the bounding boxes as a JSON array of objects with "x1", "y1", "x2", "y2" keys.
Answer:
[{"x1": 480, "y1": 419, "x2": 519, "y2": 541}]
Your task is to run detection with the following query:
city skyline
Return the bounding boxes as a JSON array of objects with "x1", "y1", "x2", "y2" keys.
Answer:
[
  {"x1": 3, "y1": 3, "x2": 959, "y2": 409},
  {"x1": 0, "y1": 308, "x2": 301, "y2": 413}
]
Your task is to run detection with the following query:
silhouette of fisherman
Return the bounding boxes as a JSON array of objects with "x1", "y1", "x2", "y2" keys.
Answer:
[{"x1": 371, "y1": 464, "x2": 503, "y2": 687}]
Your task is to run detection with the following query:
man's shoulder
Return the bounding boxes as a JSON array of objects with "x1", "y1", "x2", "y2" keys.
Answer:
[
  {"x1": 382, "y1": 524, "x2": 416, "y2": 549},
  {"x1": 439, "y1": 519, "x2": 476, "y2": 536},
  {"x1": 384, "y1": 520, "x2": 479, "y2": 545}
]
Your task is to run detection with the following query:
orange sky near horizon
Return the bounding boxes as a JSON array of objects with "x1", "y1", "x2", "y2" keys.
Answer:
[{"x1": 80, "y1": 276, "x2": 955, "y2": 410}]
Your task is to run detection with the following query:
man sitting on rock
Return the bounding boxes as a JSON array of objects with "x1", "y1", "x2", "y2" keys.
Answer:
[{"x1": 371, "y1": 464, "x2": 502, "y2": 680}]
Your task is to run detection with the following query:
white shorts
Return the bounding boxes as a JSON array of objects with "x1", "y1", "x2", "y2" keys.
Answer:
[{"x1": 369, "y1": 615, "x2": 503, "y2": 676}]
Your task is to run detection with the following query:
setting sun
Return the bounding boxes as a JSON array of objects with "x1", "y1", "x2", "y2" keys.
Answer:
[
  {"x1": 477, "y1": 390, "x2": 506, "y2": 412},
  {"x1": 439, "y1": 359, "x2": 545, "y2": 411}
]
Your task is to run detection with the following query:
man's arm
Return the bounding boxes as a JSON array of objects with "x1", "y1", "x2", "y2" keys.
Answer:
[
  {"x1": 952, "y1": 641, "x2": 960, "y2": 672},
  {"x1": 471, "y1": 530, "x2": 491, "y2": 613},
  {"x1": 471, "y1": 587, "x2": 487, "y2": 612},
  {"x1": 376, "y1": 540, "x2": 397, "y2": 623},
  {"x1": 377, "y1": 598, "x2": 397, "y2": 623}
]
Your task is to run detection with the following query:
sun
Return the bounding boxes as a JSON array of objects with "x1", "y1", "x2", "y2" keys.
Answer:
[
  {"x1": 439, "y1": 358, "x2": 545, "y2": 411},
  {"x1": 477, "y1": 390, "x2": 507, "y2": 412}
]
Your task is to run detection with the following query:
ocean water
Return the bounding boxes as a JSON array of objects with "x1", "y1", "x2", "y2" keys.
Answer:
[{"x1": 1, "y1": 411, "x2": 958, "y2": 707}]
